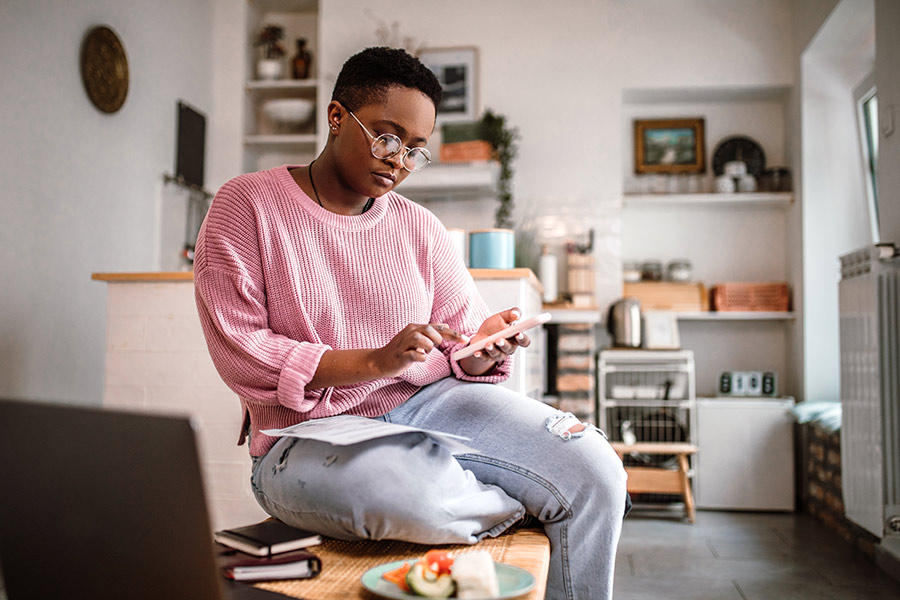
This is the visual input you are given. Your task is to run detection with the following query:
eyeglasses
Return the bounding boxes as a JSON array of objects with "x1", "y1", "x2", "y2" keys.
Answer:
[{"x1": 347, "y1": 110, "x2": 432, "y2": 172}]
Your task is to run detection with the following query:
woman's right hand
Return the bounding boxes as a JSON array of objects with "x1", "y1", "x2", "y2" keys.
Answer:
[{"x1": 373, "y1": 323, "x2": 469, "y2": 378}]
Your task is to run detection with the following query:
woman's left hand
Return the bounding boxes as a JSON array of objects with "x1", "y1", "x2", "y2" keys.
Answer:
[{"x1": 458, "y1": 307, "x2": 532, "y2": 376}]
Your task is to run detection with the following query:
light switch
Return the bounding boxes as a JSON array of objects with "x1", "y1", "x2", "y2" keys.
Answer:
[{"x1": 882, "y1": 104, "x2": 895, "y2": 137}]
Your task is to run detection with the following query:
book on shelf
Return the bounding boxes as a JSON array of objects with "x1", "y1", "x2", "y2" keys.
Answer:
[
  {"x1": 213, "y1": 519, "x2": 322, "y2": 557},
  {"x1": 218, "y1": 547, "x2": 322, "y2": 582}
]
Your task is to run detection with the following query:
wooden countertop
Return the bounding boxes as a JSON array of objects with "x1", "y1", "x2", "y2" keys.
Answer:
[
  {"x1": 92, "y1": 268, "x2": 541, "y2": 289},
  {"x1": 92, "y1": 272, "x2": 194, "y2": 282},
  {"x1": 468, "y1": 268, "x2": 541, "y2": 292}
]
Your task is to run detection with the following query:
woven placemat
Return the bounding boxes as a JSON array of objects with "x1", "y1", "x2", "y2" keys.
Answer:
[{"x1": 254, "y1": 528, "x2": 548, "y2": 600}]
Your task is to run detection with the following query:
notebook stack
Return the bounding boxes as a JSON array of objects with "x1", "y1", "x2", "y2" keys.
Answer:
[{"x1": 215, "y1": 520, "x2": 323, "y2": 582}]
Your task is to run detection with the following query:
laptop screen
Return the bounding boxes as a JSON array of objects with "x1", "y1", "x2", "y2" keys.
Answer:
[{"x1": 0, "y1": 399, "x2": 225, "y2": 599}]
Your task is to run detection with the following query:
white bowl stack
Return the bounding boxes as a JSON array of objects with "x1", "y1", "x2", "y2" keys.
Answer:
[{"x1": 262, "y1": 98, "x2": 315, "y2": 132}]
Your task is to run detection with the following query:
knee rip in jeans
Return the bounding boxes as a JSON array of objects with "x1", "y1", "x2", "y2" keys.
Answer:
[{"x1": 545, "y1": 411, "x2": 608, "y2": 441}]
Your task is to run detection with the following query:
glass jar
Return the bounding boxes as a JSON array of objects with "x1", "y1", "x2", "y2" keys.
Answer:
[
  {"x1": 623, "y1": 261, "x2": 642, "y2": 283},
  {"x1": 641, "y1": 260, "x2": 663, "y2": 281},
  {"x1": 667, "y1": 259, "x2": 693, "y2": 282},
  {"x1": 759, "y1": 167, "x2": 792, "y2": 192}
]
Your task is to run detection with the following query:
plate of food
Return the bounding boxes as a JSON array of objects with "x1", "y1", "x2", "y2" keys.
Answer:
[{"x1": 361, "y1": 549, "x2": 536, "y2": 599}]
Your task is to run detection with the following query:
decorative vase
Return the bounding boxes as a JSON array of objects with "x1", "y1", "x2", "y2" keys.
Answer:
[
  {"x1": 257, "y1": 58, "x2": 282, "y2": 80},
  {"x1": 291, "y1": 38, "x2": 312, "y2": 79}
]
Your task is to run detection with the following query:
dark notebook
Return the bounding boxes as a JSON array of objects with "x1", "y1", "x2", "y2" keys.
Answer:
[
  {"x1": 215, "y1": 520, "x2": 322, "y2": 557},
  {"x1": 219, "y1": 547, "x2": 322, "y2": 582}
]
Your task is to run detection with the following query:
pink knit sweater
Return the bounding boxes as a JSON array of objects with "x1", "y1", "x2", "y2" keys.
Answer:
[{"x1": 194, "y1": 165, "x2": 510, "y2": 456}]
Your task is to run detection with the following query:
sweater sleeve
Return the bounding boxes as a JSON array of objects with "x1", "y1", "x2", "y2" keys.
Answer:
[
  {"x1": 193, "y1": 179, "x2": 331, "y2": 413},
  {"x1": 427, "y1": 222, "x2": 512, "y2": 384}
]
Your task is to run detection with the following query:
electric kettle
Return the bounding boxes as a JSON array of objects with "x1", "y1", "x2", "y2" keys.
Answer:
[{"x1": 607, "y1": 297, "x2": 642, "y2": 348}]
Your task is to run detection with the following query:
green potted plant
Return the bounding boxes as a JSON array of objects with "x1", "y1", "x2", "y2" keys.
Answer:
[
  {"x1": 255, "y1": 25, "x2": 285, "y2": 80},
  {"x1": 478, "y1": 109, "x2": 520, "y2": 230}
]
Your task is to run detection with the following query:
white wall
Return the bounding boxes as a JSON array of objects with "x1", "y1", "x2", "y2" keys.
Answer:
[
  {"x1": 875, "y1": 0, "x2": 900, "y2": 245},
  {"x1": 0, "y1": 0, "x2": 215, "y2": 404},
  {"x1": 798, "y1": 0, "x2": 875, "y2": 402}
]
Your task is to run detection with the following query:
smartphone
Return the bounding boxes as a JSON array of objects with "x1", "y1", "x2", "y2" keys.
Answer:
[{"x1": 450, "y1": 312, "x2": 552, "y2": 361}]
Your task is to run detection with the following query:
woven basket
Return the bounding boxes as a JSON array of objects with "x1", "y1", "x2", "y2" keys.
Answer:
[{"x1": 711, "y1": 282, "x2": 790, "y2": 312}]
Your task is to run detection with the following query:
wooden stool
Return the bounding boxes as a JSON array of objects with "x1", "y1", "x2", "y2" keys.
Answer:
[
  {"x1": 610, "y1": 442, "x2": 698, "y2": 523},
  {"x1": 251, "y1": 527, "x2": 550, "y2": 599}
]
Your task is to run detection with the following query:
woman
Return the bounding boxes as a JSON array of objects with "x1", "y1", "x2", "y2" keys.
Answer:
[{"x1": 194, "y1": 46, "x2": 626, "y2": 600}]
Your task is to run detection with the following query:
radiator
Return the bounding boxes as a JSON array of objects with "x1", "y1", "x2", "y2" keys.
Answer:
[{"x1": 839, "y1": 243, "x2": 900, "y2": 539}]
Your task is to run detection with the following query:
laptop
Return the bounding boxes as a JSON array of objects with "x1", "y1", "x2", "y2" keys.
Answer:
[{"x1": 0, "y1": 398, "x2": 289, "y2": 600}]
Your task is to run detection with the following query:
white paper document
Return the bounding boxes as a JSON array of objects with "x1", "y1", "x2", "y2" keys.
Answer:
[{"x1": 261, "y1": 414, "x2": 480, "y2": 455}]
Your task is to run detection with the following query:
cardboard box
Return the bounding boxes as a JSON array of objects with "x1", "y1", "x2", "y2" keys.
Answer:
[{"x1": 440, "y1": 140, "x2": 493, "y2": 163}]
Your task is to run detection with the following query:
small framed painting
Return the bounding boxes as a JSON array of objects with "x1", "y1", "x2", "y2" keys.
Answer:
[
  {"x1": 633, "y1": 118, "x2": 705, "y2": 174},
  {"x1": 642, "y1": 312, "x2": 681, "y2": 350},
  {"x1": 418, "y1": 47, "x2": 478, "y2": 123}
]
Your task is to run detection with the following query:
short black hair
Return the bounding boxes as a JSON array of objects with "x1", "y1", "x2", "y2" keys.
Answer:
[{"x1": 331, "y1": 47, "x2": 442, "y2": 112}]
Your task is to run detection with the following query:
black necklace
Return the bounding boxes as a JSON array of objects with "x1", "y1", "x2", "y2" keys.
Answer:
[{"x1": 308, "y1": 160, "x2": 374, "y2": 214}]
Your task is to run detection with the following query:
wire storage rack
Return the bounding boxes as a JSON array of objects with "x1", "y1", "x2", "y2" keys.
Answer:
[{"x1": 597, "y1": 349, "x2": 697, "y2": 503}]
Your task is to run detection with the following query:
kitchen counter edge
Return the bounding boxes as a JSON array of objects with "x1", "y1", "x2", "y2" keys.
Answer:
[{"x1": 92, "y1": 268, "x2": 542, "y2": 290}]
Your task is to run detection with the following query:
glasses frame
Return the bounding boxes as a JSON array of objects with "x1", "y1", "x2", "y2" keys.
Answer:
[{"x1": 346, "y1": 110, "x2": 431, "y2": 173}]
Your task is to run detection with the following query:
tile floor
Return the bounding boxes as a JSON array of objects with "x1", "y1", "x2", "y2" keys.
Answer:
[{"x1": 614, "y1": 508, "x2": 900, "y2": 600}]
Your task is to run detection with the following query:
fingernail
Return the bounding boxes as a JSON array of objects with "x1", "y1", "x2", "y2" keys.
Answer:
[
  {"x1": 516, "y1": 332, "x2": 525, "y2": 340},
  {"x1": 511, "y1": 309, "x2": 521, "y2": 319},
  {"x1": 486, "y1": 344, "x2": 494, "y2": 352},
  {"x1": 474, "y1": 351, "x2": 482, "y2": 359},
  {"x1": 497, "y1": 339, "x2": 507, "y2": 348},
  {"x1": 417, "y1": 348, "x2": 427, "y2": 354}
]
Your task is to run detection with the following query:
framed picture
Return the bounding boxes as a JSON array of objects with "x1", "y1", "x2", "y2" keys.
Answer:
[
  {"x1": 633, "y1": 118, "x2": 705, "y2": 174},
  {"x1": 418, "y1": 47, "x2": 478, "y2": 123},
  {"x1": 642, "y1": 312, "x2": 681, "y2": 350}
]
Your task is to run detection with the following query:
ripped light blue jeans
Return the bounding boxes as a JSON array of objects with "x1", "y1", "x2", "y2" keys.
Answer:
[{"x1": 250, "y1": 377, "x2": 627, "y2": 600}]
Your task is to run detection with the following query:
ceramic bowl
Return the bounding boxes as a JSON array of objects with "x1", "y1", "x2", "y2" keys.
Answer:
[{"x1": 262, "y1": 98, "x2": 315, "y2": 129}]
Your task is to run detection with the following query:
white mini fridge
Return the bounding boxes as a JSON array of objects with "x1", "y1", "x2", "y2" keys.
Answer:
[{"x1": 695, "y1": 397, "x2": 795, "y2": 511}]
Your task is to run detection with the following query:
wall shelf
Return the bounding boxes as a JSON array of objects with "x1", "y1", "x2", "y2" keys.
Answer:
[
  {"x1": 646, "y1": 311, "x2": 796, "y2": 321},
  {"x1": 245, "y1": 79, "x2": 318, "y2": 101},
  {"x1": 246, "y1": 79, "x2": 317, "y2": 91},
  {"x1": 243, "y1": 0, "x2": 320, "y2": 171},
  {"x1": 623, "y1": 192, "x2": 793, "y2": 208},
  {"x1": 395, "y1": 161, "x2": 499, "y2": 200},
  {"x1": 244, "y1": 134, "x2": 317, "y2": 149}
]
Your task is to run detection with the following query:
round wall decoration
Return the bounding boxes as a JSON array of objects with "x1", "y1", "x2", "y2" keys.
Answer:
[
  {"x1": 711, "y1": 135, "x2": 766, "y2": 178},
  {"x1": 80, "y1": 25, "x2": 129, "y2": 114}
]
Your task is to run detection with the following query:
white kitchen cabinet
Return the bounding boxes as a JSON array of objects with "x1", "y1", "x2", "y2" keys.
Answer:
[
  {"x1": 597, "y1": 349, "x2": 697, "y2": 443},
  {"x1": 695, "y1": 397, "x2": 795, "y2": 511}
]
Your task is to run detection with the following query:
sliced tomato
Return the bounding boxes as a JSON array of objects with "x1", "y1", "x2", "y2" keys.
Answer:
[
  {"x1": 382, "y1": 561, "x2": 412, "y2": 592},
  {"x1": 422, "y1": 549, "x2": 454, "y2": 575}
]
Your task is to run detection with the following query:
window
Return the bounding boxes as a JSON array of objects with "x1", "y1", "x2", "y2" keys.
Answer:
[{"x1": 854, "y1": 75, "x2": 880, "y2": 243}]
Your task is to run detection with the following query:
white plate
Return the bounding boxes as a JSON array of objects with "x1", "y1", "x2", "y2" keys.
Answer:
[{"x1": 361, "y1": 559, "x2": 536, "y2": 600}]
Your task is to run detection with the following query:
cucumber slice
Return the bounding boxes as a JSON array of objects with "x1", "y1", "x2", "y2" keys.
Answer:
[{"x1": 405, "y1": 561, "x2": 455, "y2": 598}]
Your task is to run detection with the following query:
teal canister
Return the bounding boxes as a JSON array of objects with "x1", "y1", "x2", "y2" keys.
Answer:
[{"x1": 468, "y1": 228, "x2": 515, "y2": 269}]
